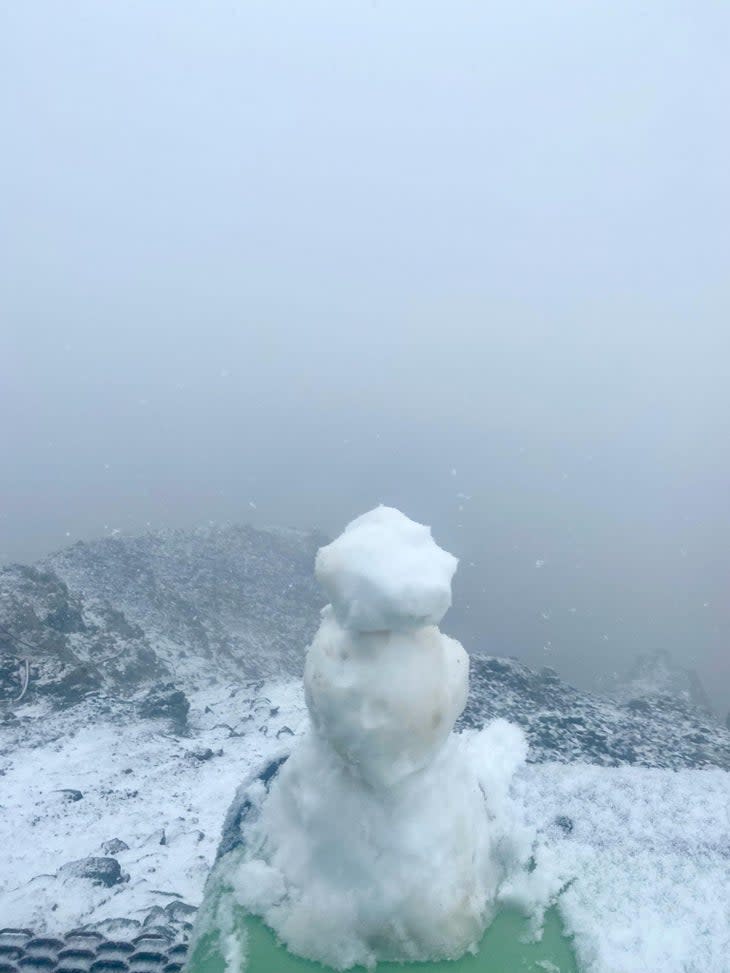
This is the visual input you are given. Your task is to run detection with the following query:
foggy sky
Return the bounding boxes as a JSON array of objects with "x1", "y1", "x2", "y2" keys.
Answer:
[{"x1": 2, "y1": 2, "x2": 729, "y2": 709}]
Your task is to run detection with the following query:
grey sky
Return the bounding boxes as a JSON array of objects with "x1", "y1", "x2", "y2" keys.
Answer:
[{"x1": 2, "y1": 1, "x2": 729, "y2": 707}]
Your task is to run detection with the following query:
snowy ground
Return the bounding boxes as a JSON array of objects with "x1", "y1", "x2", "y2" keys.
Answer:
[
  {"x1": 517, "y1": 763, "x2": 730, "y2": 973},
  {"x1": 0, "y1": 679, "x2": 307, "y2": 936},
  {"x1": 2, "y1": 679, "x2": 729, "y2": 973}
]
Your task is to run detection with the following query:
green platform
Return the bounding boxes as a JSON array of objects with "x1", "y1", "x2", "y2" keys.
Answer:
[{"x1": 187, "y1": 896, "x2": 578, "y2": 973}]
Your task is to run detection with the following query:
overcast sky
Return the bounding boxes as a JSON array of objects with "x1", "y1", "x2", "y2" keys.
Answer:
[{"x1": 2, "y1": 1, "x2": 729, "y2": 708}]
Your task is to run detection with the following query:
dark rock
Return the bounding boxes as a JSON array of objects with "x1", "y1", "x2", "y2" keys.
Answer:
[
  {"x1": 59, "y1": 857, "x2": 127, "y2": 888},
  {"x1": 276, "y1": 725, "x2": 294, "y2": 738}
]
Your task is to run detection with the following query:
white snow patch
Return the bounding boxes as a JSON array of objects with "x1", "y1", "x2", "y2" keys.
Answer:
[
  {"x1": 517, "y1": 762, "x2": 730, "y2": 973},
  {"x1": 304, "y1": 607, "x2": 468, "y2": 788},
  {"x1": 315, "y1": 506, "x2": 457, "y2": 632}
]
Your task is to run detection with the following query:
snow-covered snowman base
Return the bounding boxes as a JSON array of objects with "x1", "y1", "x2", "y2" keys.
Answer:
[
  {"x1": 186, "y1": 892, "x2": 577, "y2": 973},
  {"x1": 187, "y1": 508, "x2": 576, "y2": 971}
]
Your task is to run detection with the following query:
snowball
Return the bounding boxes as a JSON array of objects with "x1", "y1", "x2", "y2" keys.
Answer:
[
  {"x1": 315, "y1": 506, "x2": 458, "y2": 632},
  {"x1": 305, "y1": 607, "x2": 468, "y2": 788}
]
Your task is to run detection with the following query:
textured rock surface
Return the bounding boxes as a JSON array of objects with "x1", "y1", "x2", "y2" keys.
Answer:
[
  {"x1": 459, "y1": 655, "x2": 730, "y2": 771},
  {"x1": 1, "y1": 525, "x2": 325, "y2": 711},
  {"x1": 45, "y1": 525, "x2": 325, "y2": 686}
]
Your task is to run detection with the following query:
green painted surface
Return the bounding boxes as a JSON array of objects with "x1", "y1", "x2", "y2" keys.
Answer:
[{"x1": 187, "y1": 900, "x2": 578, "y2": 973}]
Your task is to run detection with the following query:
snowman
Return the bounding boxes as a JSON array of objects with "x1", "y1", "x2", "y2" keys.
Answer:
[{"x1": 214, "y1": 507, "x2": 532, "y2": 971}]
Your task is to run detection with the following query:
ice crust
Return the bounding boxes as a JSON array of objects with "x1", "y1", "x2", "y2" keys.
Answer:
[
  {"x1": 229, "y1": 508, "x2": 539, "y2": 968},
  {"x1": 315, "y1": 506, "x2": 458, "y2": 632}
]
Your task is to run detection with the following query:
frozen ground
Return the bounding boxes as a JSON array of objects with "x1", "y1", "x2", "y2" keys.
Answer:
[{"x1": 2, "y1": 677, "x2": 729, "y2": 972}]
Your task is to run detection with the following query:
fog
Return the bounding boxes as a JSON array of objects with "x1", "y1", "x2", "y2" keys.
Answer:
[{"x1": 2, "y1": 1, "x2": 729, "y2": 710}]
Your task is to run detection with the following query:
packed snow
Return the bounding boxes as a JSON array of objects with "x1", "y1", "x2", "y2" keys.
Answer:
[
  {"x1": 315, "y1": 506, "x2": 457, "y2": 632},
  {"x1": 305, "y1": 607, "x2": 468, "y2": 788}
]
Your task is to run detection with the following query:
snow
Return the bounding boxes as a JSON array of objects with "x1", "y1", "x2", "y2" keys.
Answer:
[
  {"x1": 315, "y1": 506, "x2": 457, "y2": 632},
  {"x1": 2, "y1": 684, "x2": 729, "y2": 973},
  {"x1": 0, "y1": 680, "x2": 307, "y2": 935},
  {"x1": 304, "y1": 606, "x2": 468, "y2": 788},
  {"x1": 517, "y1": 763, "x2": 730, "y2": 973},
  {"x1": 228, "y1": 721, "x2": 533, "y2": 970}
]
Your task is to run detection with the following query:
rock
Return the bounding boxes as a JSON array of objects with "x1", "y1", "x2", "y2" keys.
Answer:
[
  {"x1": 101, "y1": 838, "x2": 129, "y2": 855},
  {"x1": 59, "y1": 857, "x2": 127, "y2": 887},
  {"x1": 459, "y1": 655, "x2": 730, "y2": 771},
  {"x1": 276, "y1": 725, "x2": 294, "y2": 738},
  {"x1": 138, "y1": 684, "x2": 190, "y2": 729}
]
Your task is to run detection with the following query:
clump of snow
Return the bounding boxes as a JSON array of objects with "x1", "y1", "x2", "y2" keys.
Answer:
[
  {"x1": 315, "y1": 506, "x2": 457, "y2": 632},
  {"x1": 230, "y1": 508, "x2": 538, "y2": 968},
  {"x1": 305, "y1": 606, "x2": 468, "y2": 788}
]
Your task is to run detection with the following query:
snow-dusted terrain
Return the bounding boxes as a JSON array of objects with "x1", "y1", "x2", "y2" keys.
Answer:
[
  {"x1": 0, "y1": 679, "x2": 308, "y2": 938},
  {"x1": 1, "y1": 523, "x2": 729, "y2": 973}
]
